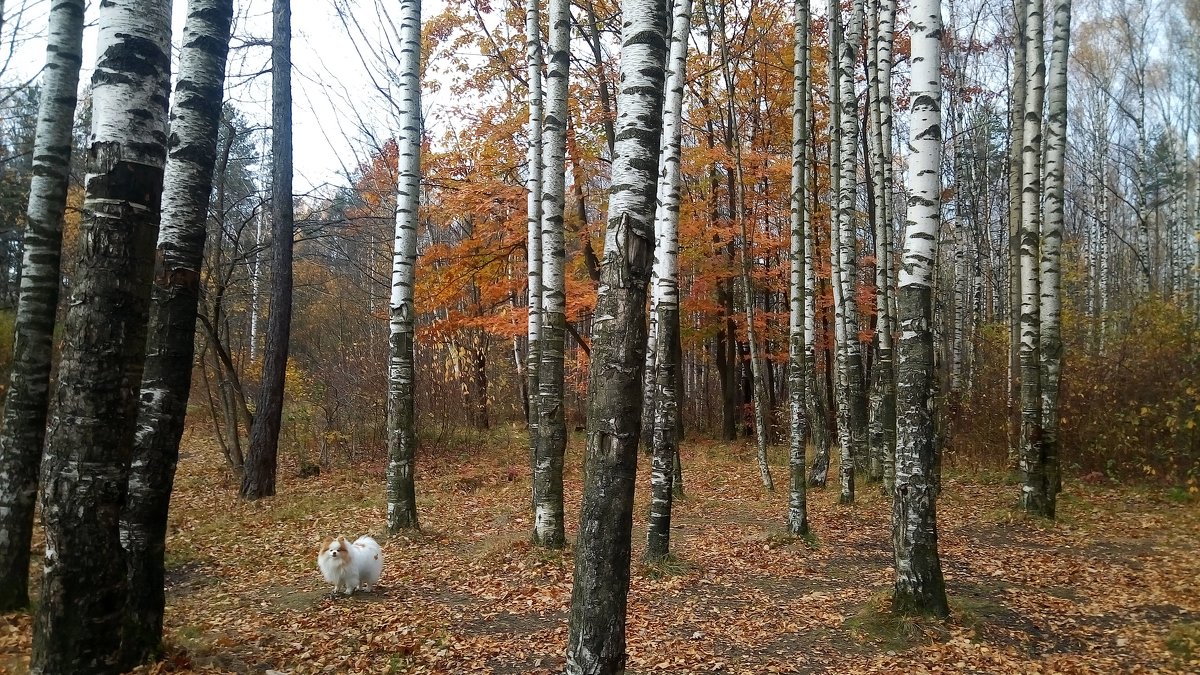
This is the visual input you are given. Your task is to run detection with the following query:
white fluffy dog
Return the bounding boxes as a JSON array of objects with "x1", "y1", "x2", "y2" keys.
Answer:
[{"x1": 317, "y1": 535, "x2": 383, "y2": 596}]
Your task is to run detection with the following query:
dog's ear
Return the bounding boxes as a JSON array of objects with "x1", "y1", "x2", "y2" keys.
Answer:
[{"x1": 319, "y1": 538, "x2": 332, "y2": 555}]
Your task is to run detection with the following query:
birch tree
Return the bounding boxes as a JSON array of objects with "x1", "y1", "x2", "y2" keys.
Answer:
[
  {"x1": 1007, "y1": 0, "x2": 1026, "y2": 469},
  {"x1": 533, "y1": 0, "x2": 569, "y2": 548},
  {"x1": 1018, "y1": 0, "x2": 1050, "y2": 517},
  {"x1": 646, "y1": 0, "x2": 692, "y2": 561},
  {"x1": 805, "y1": 85, "x2": 831, "y2": 489},
  {"x1": 387, "y1": 0, "x2": 422, "y2": 532},
  {"x1": 32, "y1": 1, "x2": 172, "y2": 670},
  {"x1": 525, "y1": 0, "x2": 543, "y2": 495},
  {"x1": 867, "y1": 0, "x2": 897, "y2": 495},
  {"x1": 1039, "y1": 0, "x2": 1072, "y2": 510},
  {"x1": 565, "y1": 0, "x2": 666, "y2": 667},
  {"x1": 242, "y1": 0, "x2": 294, "y2": 499},
  {"x1": 828, "y1": 0, "x2": 866, "y2": 503},
  {"x1": 120, "y1": 0, "x2": 233, "y2": 664},
  {"x1": 0, "y1": 0, "x2": 84, "y2": 612},
  {"x1": 786, "y1": 0, "x2": 811, "y2": 536},
  {"x1": 892, "y1": 0, "x2": 949, "y2": 618}
]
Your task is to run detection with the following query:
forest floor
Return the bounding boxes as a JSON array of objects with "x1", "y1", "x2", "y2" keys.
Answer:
[{"x1": 2, "y1": 428, "x2": 1199, "y2": 674}]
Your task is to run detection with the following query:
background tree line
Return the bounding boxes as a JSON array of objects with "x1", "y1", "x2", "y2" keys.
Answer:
[{"x1": 0, "y1": 0, "x2": 1195, "y2": 671}]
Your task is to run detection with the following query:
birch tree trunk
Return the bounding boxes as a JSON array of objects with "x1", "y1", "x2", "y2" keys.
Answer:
[
  {"x1": 387, "y1": 0, "x2": 421, "y2": 532},
  {"x1": 1007, "y1": 0, "x2": 1026, "y2": 471},
  {"x1": 867, "y1": 0, "x2": 897, "y2": 495},
  {"x1": 1018, "y1": 0, "x2": 1050, "y2": 517},
  {"x1": 119, "y1": 1, "x2": 232, "y2": 665},
  {"x1": 241, "y1": 0, "x2": 293, "y2": 499},
  {"x1": 0, "y1": 0, "x2": 84, "y2": 612},
  {"x1": 805, "y1": 86, "x2": 831, "y2": 488},
  {"x1": 828, "y1": 0, "x2": 863, "y2": 504},
  {"x1": 892, "y1": 0, "x2": 949, "y2": 618},
  {"x1": 565, "y1": 0, "x2": 666, "y2": 667},
  {"x1": 1039, "y1": 0, "x2": 1071, "y2": 508},
  {"x1": 525, "y1": 0, "x2": 543, "y2": 501},
  {"x1": 838, "y1": 0, "x2": 868, "y2": 485},
  {"x1": 532, "y1": 0, "x2": 569, "y2": 548},
  {"x1": 787, "y1": 0, "x2": 811, "y2": 536},
  {"x1": 646, "y1": 0, "x2": 692, "y2": 561},
  {"x1": 31, "y1": 1, "x2": 172, "y2": 670}
]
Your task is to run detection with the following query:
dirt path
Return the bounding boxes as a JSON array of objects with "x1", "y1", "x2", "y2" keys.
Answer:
[{"x1": 2, "y1": 437, "x2": 1198, "y2": 674}]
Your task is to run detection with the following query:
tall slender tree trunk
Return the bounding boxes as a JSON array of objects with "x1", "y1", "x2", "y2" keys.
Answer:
[
  {"x1": 533, "y1": 0, "x2": 569, "y2": 548},
  {"x1": 565, "y1": 0, "x2": 666, "y2": 668},
  {"x1": 1039, "y1": 0, "x2": 1071, "y2": 507},
  {"x1": 646, "y1": 0, "x2": 692, "y2": 561},
  {"x1": 386, "y1": 0, "x2": 422, "y2": 532},
  {"x1": 241, "y1": 0, "x2": 293, "y2": 499},
  {"x1": 787, "y1": 0, "x2": 811, "y2": 536},
  {"x1": 0, "y1": 0, "x2": 84, "y2": 612},
  {"x1": 838, "y1": 0, "x2": 868, "y2": 485},
  {"x1": 31, "y1": 2, "x2": 172, "y2": 671},
  {"x1": 119, "y1": 2, "x2": 233, "y2": 665},
  {"x1": 805, "y1": 87, "x2": 831, "y2": 489},
  {"x1": 717, "y1": 0, "x2": 772, "y2": 491},
  {"x1": 1006, "y1": 0, "x2": 1026, "y2": 471},
  {"x1": 1018, "y1": 0, "x2": 1050, "y2": 517},
  {"x1": 525, "y1": 0, "x2": 544, "y2": 503},
  {"x1": 867, "y1": 0, "x2": 897, "y2": 495},
  {"x1": 892, "y1": 0, "x2": 949, "y2": 618}
]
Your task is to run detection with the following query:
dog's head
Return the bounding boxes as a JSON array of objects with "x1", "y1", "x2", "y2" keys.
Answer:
[{"x1": 320, "y1": 536, "x2": 352, "y2": 566}]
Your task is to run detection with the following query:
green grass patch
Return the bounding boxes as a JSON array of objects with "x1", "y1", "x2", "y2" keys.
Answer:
[
  {"x1": 1165, "y1": 621, "x2": 1200, "y2": 661},
  {"x1": 950, "y1": 594, "x2": 1007, "y2": 640},
  {"x1": 1164, "y1": 486, "x2": 1196, "y2": 505},
  {"x1": 762, "y1": 526, "x2": 820, "y2": 550},
  {"x1": 845, "y1": 592, "x2": 948, "y2": 651},
  {"x1": 640, "y1": 553, "x2": 692, "y2": 580},
  {"x1": 164, "y1": 543, "x2": 203, "y2": 571}
]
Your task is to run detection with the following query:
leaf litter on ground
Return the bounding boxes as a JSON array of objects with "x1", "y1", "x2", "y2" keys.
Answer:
[{"x1": 2, "y1": 435, "x2": 1198, "y2": 674}]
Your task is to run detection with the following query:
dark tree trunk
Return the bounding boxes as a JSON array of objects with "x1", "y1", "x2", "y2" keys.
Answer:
[
  {"x1": 242, "y1": 0, "x2": 293, "y2": 499},
  {"x1": 470, "y1": 343, "x2": 489, "y2": 429},
  {"x1": 31, "y1": 2, "x2": 172, "y2": 671},
  {"x1": 716, "y1": 289, "x2": 737, "y2": 441},
  {"x1": 0, "y1": 0, "x2": 84, "y2": 612},
  {"x1": 565, "y1": 0, "x2": 667, "y2": 667},
  {"x1": 119, "y1": 1, "x2": 233, "y2": 666}
]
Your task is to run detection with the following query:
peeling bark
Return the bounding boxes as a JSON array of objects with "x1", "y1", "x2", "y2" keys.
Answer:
[
  {"x1": 32, "y1": 1, "x2": 172, "y2": 670},
  {"x1": 892, "y1": 0, "x2": 949, "y2": 618},
  {"x1": 565, "y1": 0, "x2": 667, "y2": 668},
  {"x1": 0, "y1": 0, "x2": 84, "y2": 612},
  {"x1": 119, "y1": 1, "x2": 232, "y2": 665}
]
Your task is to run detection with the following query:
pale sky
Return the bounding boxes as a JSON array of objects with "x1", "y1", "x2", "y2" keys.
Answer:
[{"x1": 5, "y1": 0, "x2": 440, "y2": 193}]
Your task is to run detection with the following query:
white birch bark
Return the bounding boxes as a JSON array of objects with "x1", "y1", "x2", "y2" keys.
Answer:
[
  {"x1": 120, "y1": 1, "x2": 233, "y2": 664},
  {"x1": 804, "y1": 84, "x2": 830, "y2": 488},
  {"x1": 532, "y1": 0, "x2": 569, "y2": 549},
  {"x1": 867, "y1": 0, "x2": 897, "y2": 495},
  {"x1": 566, "y1": 0, "x2": 667, "y2": 668},
  {"x1": 787, "y1": 0, "x2": 811, "y2": 536},
  {"x1": 387, "y1": 0, "x2": 421, "y2": 533},
  {"x1": 32, "y1": 0, "x2": 172, "y2": 669},
  {"x1": 1039, "y1": 0, "x2": 1071, "y2": 506},
  {"x1": 892, "y1": 0, "x2": 948, "y2": 617},
  {"x1": 0, "y1": 0, "x2": 84, "y2": 612},
  {"x1": 1007, "y1": 0, "x2": 1027, "y2": 470},
  {"x1": 1018, "y1": 0, "x2": 1050, "y2": 517},
  {"x1": 645, "y1": 0, "x2": 692, "y2": 561}
]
